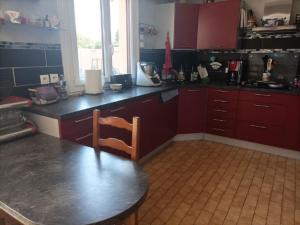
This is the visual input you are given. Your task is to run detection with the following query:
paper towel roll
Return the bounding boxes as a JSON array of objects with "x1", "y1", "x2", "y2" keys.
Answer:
[{"x1": 84, "y1": 70, "x2": 102, "y2": 94}]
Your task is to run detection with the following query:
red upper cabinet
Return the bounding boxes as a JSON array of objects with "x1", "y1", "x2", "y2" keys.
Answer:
[
  {"x1": 174, "y1": 4, "x2": 199, "y2": 49},
  {"x1": 197, "y1": 0, "x2": 240, "y2": 49}
]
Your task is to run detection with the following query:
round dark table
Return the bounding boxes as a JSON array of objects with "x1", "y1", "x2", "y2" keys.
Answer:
[{"x1": 0, "y1": 134, "x2": 148, "y2": 225}]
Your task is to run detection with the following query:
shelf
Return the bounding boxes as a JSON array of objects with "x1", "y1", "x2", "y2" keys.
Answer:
[{"x1": 0, "y1": 22, "x2": 60, "y2": 31}]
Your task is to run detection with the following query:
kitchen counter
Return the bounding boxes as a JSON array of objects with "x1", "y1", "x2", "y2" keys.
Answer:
[
  {"x1": 0, "y1": 134, "x2": 148, "y2": 225},
  {"x1": 25, "y1": 83, "x2": 300, "y2": 119}
]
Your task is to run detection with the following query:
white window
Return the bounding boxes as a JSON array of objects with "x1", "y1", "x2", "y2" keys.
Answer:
[{"x1": 58, "y1": 0, "x2": 139, "y2": 93}]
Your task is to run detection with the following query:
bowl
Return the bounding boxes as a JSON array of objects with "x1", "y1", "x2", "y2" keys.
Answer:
[{"x1": 110, "y1": 83, "x2": 122, "y2": 91}]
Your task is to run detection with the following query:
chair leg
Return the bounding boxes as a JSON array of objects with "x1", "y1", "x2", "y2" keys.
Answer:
[{"x1": 126, "y1": 211, "x2": 138, "y2": 225}]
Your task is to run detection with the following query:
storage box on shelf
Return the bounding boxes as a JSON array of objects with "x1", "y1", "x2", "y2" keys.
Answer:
[
  {"x1": 206, "y1": 88, "x2": 239, "y2": 137},
  {"x1": 177, "y1": 88, "x2": 207, "y2": 134}
]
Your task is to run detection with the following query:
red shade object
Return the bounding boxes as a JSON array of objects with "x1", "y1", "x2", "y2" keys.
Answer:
[{"x1": 164, "y1": 32, "x2": 172, "y2": 74}]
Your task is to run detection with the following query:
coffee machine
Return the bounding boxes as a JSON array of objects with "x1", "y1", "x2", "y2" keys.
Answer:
[{"x1": 227, "y1": 60, "x2": 246, "y2": 85}]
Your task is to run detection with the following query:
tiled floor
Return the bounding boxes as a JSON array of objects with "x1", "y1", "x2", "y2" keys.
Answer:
[{"x1": 139, "y1": 140, "x2": 300, "y2": 225}]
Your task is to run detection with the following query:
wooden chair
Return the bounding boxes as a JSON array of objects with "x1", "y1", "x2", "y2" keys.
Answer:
[{"x1": 92, "y1": 109, "x2": 141, "y2": 225}]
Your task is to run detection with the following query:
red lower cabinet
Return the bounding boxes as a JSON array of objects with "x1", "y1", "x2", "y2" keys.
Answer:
[{"x1": 177, "y1": 88, "x2": 206, "y2": 134}]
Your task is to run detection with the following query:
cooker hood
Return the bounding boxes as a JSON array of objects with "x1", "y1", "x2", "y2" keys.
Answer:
[{"x1": 252, "y1": 0, "x2": 297, "y2": 33}]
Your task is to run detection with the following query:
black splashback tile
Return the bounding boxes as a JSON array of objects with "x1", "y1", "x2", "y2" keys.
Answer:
[
  {"x1": 171, "y1": 50, "x2": 197, "y2": 72},
  {"x1": 0, "y1": 69, "x2": 14, "y2": 88},
  {"x1": 0, "y1": 49, "x2": 46, "y2": 67},
  {"x1": 46, "y1": 50, "x2": 63, "y2": 66},
  {"x1": 14, "y1": 67, "x2": 47, "y2": 86},
  {"x1": 46, "y1": 66, "x2": 64, "y2": 74},
  {"x1": 140, "y1": 49, "x2": 165, "y2": 72}
]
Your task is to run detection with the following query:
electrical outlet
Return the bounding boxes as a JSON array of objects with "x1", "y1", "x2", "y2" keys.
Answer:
[
  {"x1": 50, "y1": 74, "x2": 59, "y2": 83},
  {"x1": 40, "y1": 74, "x2": 50, "y2": 84}
]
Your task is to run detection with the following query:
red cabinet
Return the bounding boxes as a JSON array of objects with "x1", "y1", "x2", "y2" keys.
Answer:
[
  {"x1": 236, "y1": 90, "x2": 300, "y2": 150},
  {"x1": 177, "y1": 88, "x2": 206, "y2": 134},
  {"x1": 197, "y1": 0, "x2": 240, "y2": 49},
  {"x1": 174, "y1": 4, "x2": 199, "y2": 49},
  {"x1": 206, "y1": 88, "x2": 238, "y2": 137}
]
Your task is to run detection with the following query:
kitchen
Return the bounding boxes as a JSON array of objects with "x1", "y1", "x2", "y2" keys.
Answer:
[{"x1": 1, "y1": 0, "x2": 300, "y2": 225}]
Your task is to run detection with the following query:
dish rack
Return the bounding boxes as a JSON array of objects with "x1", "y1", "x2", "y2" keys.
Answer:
[{"x1": 0, "y1": 96, "x2": 37, "y2": 143}]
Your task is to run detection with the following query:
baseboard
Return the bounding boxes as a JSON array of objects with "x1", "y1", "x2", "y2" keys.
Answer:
[
  {"x1": 172, "y1": 133, "x2": 300, "y2": 160},
  {"x1": 139, "y1": 139, "x2": 174, "y2": 164}
]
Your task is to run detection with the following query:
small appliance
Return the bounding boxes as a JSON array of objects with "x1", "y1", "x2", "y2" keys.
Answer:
[
  {"x1": 227, "y1": 60, "x2": 246, "y2": 85},
  {"x1": 28, "y1": 86, "x2": 60, "y2": 105},
  {"x1": 137, "y1": 62, "x2": 162, "y2": 87},
  {"x1": 110, "y1": 74, "x2": 132, "y2": 89}
]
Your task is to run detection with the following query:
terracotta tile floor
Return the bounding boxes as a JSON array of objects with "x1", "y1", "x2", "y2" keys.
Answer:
[{"x1": 139, "y1": 140, "x2": 300, "y2": 225}]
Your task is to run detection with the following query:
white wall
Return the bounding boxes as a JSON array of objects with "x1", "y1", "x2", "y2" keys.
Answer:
[{"x1": 0, "y1": 0, "x2": 60, "y2": 44}]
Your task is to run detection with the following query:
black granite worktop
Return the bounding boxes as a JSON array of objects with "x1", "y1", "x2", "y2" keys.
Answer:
[
  {"x1": 26, "y1": 83, "x2": 300, "y2": 119},
  {"x1": 0, "y1": 134, "x2": 148, "y2": 225}
]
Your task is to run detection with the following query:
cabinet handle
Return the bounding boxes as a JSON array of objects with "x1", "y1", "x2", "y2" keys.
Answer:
[
  {"x1": 214, "y1": 99, "x2": 229, "y2": 103},
  {"x1": 213, "y1": 118, "x2": 226, "y2": 122},
  {"x1": 75, "y1": 133, "x2": 93, "y2": 141},
  {"x1": 187, "y1": 89, "x2": 201, "y2": 92},
  {"x1": 75, "y1": 116, "x2": 93, "y2": 124},
  {"x1": 214, "y1": 109, "x2": 227, "y2": 113},
  {"x1": 110, "y1": 107, "x2": 125, "y2": 113},
  {"x1": 255, "y1": 93, "x2": 272, "y2": 97},
  {"x1": 141, "y1": 99, "x2": 153, "y2": 104},
  {"x1": 254, "y1": 104, "x2": 271, "y2": 108},
  {"x1": 212, "y1": 128, "x2": 225, "y2": 132},
  {"x1": 250, "y1": 124, "x2": 267, "y2": 129},
  {"x1": 216, "y1": 90, "x2": 229, "y2": 93}
]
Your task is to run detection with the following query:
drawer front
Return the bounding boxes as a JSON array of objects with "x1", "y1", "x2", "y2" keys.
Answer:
[
  {"x1": 236, "y1": 122, "x2": 283, "y2": 147},
  {"x1": 208, "y1": 96, "x2": 237, "y2": 110},
  {"x1": 208, "y1": 88, "x2": 238, "y2": 101},
  {"x1": 208, "y1": 108, "x2": 236, "y2": 120},
  {"x1": 207, "y1": 126, "x2": 234, "y2": 138},
  {"x1": 207, "y1": 116, "x2": 235, "y2": 129},
  {"x1": 60, "y1": 112, "x2": 93, "y2": 138},
  {"x1": 237, "y1": 101, "x2": 286, "y2": 126},
  {"x1": 239, "y1": 90, "x2": 288, "y2": 105}
]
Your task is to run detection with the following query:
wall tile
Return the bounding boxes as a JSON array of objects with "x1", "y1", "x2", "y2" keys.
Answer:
[
  {"x1": 0, "y1": 49, "x2": 46, "y2": 67},
  {"x1": 14, "y1": 67, "x2": 47, "y2": 86},
  {"x1": 0, "y1": 69, "x2": 14, "y2": 88},
  {"x1": 46, "y1": 50, "x2": 63, "y2": 66}
]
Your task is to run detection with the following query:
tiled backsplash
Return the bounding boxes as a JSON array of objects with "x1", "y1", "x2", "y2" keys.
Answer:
[
  {"x1": 140, "y1": 49, "x2": 300, "y2": 83},
  {"x1": 0, "y1": 42, "x2": 63, "y2": 98}
]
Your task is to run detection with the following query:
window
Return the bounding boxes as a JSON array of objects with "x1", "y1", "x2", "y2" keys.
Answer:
[{"x1": 74, "y1": 0, "x2": 129, "y2": 82}]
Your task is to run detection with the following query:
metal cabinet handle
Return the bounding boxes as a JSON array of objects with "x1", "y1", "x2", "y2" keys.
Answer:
[
  {"x1": 216, "y1": 90, "x2": 229, "y2": 93},
  {"x1": 213, "y1": 118, "x2": 226, "y2": 122},
  {"x1": 187, "y1": 89, "x2": 201, "y2": 92},
  {"x1": 75, "y1": 116, "x2": 93, "y2": 124},
  {"x1": 250, "y1": 124, "x2": 267, "y2": 129},
  {"x1": 214, "y1": 109, "x2": 227, "y2": 113},
  {"x1": 75, "y1": 133, "x2": 93, "y2": 141},
  {"x1": 255, "y1": 93, "x2": 272, "y2": 97},
  {"x1": 110, "y1": 107, "x2": 125, "y2": 113},
  {"x1": 141, "y1": 99, "x2": 153, "y2": 104},
  {"x1": 254, "y1": 104, "x2": 271, "y2": 108},
  {"x1": 214, "y1": 99, "x2": 229, "y2": 103},
  {"x1": 212, "y1": 128, "x2": 225, "y2": 132}
]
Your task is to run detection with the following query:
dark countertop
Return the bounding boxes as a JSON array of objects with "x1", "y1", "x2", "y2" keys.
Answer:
[
  {"x1": 25, "y1": 83, "x2": 300, "y2": 119},
  {"x1": 0, "y1": 134, "x2": 148, "y2": 225}
]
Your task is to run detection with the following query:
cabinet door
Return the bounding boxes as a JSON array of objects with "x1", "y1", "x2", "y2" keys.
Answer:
[
  {"x1": 174, "y1": 4, "x2": 199, "y2": 49},
  {"x1": 197, "y1": 0, "x2": 240, "y2": 49},
  {"x1": 177, "y1": 88, "x2": 206, "y2": 134}
]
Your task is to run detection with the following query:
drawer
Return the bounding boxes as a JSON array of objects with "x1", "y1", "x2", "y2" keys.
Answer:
[
  {"x1": 60, "y1": 112, "x2": 93, "y2": 138},
  {"x1": 236, "y1": 121, "x2": 283, "y2": 147},
  {"x1": 208, "y1": 108, "x2": 236, "y2": 120},
  {"x1": 207, "y1": 126, "x2": 234, "y2": 138},
  {"x1": 237, "y1": 101, "x2": 286, "y2": 126},
  {"x1": 71, "y1": 132, "x2": 93, "y2": 147},
  {"x1": 208, "y1": 97, "x2": 237, "y2": 110},
  {"x1": 207, "y1": 116, "x2": 235, "y2": 129},
  {"x1": 239, "y1": 90, "x2": 288, "y2": 105},
  {"x1": 208, "y1": 88, "x2": 238, "y2": 101}
]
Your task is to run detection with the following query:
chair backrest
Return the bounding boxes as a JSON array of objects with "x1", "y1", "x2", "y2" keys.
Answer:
[{"x1": 92, "y1": 109, "x2": 140, "y2": 161}]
